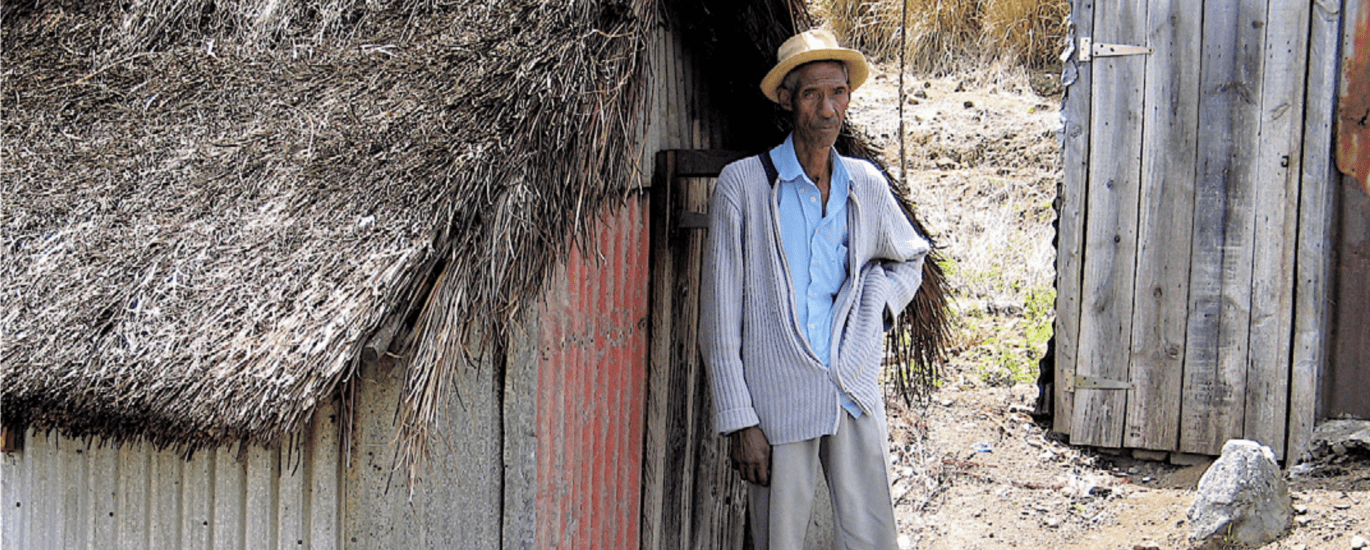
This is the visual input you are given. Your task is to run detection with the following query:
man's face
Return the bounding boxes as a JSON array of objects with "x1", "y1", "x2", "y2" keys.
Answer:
[{"x1": 778, "y1": 61, "x2": 850, "y2": 151}]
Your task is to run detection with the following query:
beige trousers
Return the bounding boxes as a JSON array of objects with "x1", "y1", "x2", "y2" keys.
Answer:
[{"x1": 747, "y1": 411, "x2": 898, "y2": 550}]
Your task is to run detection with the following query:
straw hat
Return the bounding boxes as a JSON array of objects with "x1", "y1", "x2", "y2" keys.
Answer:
[{"x1": 760, "y1": 29, "x2": 870, "y2": 103}]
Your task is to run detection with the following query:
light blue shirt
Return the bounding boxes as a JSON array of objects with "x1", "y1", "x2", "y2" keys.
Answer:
[{"x1": 770, "y1": 135, "x2": 862, "y2": 418}]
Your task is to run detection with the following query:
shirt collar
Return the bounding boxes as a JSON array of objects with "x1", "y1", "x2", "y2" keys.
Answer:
[{"x1": 769, "y1": 134, "x2": 851, "y2": 195}]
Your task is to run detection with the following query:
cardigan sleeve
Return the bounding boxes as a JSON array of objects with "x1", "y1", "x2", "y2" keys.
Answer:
[
  {"x1": 699, "y1": 166, "x2": 761, "y2": 434},
  {"x1": 855, "y1": 161, "x2": 930, "y2": 325}
]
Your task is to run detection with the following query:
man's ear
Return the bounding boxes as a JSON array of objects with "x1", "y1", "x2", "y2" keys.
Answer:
[{"x1": 776, "y1": 87, "x2": 793, "y2": 111}]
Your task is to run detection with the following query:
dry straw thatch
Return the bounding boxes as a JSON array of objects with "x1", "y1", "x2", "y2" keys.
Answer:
[
  {"x1": 812, "y1": 0, "x2": 1069, "y2": 72},
  {"x1": 2, "y1": 0, "x2": 950, "y2": 481},
  {"x1": 2, "y1": 0, "x2": 653, "y2": 463}
]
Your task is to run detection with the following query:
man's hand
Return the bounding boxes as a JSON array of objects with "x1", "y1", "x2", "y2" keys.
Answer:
[{"x1": 729, "y1": 426, "x2": 772, "y2": 487}]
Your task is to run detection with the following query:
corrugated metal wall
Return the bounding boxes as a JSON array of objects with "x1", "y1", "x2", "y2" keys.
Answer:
[
  {"x1": 1, "y1": 403, "x2": 341, "y2": 550},
  {"x1": 535, "y1": 195, "x2": 651, "y2": 548}
]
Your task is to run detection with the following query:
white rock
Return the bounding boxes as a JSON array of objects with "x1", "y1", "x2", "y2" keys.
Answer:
[
  {"x1": 1187, "y1": 440, "x2": 1292, "y2": 546},
  {"x1": 1351, "y1": 534, "x2": 1367, "y2": 549},
  {"x1": 897, "y1": 534, "x2": 914, "y2": 550}
]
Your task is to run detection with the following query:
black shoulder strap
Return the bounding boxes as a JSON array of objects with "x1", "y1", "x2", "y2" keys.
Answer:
[{"x1": 757, "y1": 151, "x2": 779, "y2": 187}]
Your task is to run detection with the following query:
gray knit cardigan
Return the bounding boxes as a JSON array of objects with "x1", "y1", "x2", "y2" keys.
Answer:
[{"x1": 699, "y1": 153, "x2": 930, "y2": 445}]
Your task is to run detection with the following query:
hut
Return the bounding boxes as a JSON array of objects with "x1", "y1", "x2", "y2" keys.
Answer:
[
  {"x1": 0, "y1": 1, "x2": 949, "y2": 548},
  {"x1": 1049, "y1": 0, "x2": 1369, "y2": 462}
]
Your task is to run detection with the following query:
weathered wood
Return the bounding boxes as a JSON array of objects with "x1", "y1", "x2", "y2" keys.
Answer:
[
  {"x1": 504, "y1": 311, "x2": 539, "y2": 550},
  {"x1": 0, "y1": 426, "x2": 20, "y2": 453},
  {"x1": 686, "y1": 177, "x2": 748, "y2": 550},
  {"x1": 245, "y1": 446, "x2": 277, "y2": 549},
  {"x1": 674, "y1": 150, "x2": 752, "y2": 178},
  {"x1": 277, "y1": 441, "x2": 307, "y2": 550},
  {"x1": 1244, "y1": 0, "x2": 1312, "y2": 458},
  {"x1": 1070, "y1": 0, "x2": 1147, "y2": 448},
  {"x1": 309, "y1": 400, "x2": 340, "y2": 550},
  {"x1": 213, "y1": 445, "x2": 247, "y2": 550},
  {"x1": 1124, "y1": 0, "x2": 1204, "y2": 453},
  {"x1": 89, "y1": 441, "x2": 118, "y2": 547},
  {"x1": 181, "y1": 448, "x2": 213, "y2": 549},
  {"x1": 60, "y1": 436, "x2": 88, "y2": 548},
  {"x1": 1180, "y1": 0, "x2": 1269, "y2": 456},
  {"x1": 116, "y1": 443, "x2": 150, "y2": 549},
  {"x1": 1053, "y1": 0, "x2": 1095, "y2": 436},
  {"x1": 1288, "y1": 0, "x2": 1343, "y2": 461},
  {"x1": 641, "y1": 150, "x2": 677, "y2": 550},
  {"x1": 52, "y1": 433, "x2": 77, "y2": 543},
  {"x1": 662, "y1": 171, "x2": 707, "y2": 550},
  {"x1": 149, "y1": 450, "x2": 183, "y2": 548},
  {"x1": 1, "y1": 439, "x2": 23, "y2": 550}
]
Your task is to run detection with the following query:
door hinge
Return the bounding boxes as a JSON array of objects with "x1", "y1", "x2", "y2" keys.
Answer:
[
  {"x1": 1073, "y1": 375, "x2": 1134, "y2": 390},
  {"x1": 1079, "y1": 37, "x2": 1154, "y2": 62}
]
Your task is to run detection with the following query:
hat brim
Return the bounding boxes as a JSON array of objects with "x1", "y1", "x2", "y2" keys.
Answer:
[{"x1": 760, "y1": 48, "x2": 870, "y2": 103}]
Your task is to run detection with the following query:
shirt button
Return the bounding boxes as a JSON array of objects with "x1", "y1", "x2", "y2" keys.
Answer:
[{"x1": 810, "y1": 197, "x2": 817, "y2": 202}]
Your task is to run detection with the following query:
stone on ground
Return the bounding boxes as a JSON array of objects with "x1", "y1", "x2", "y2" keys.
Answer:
[{"x1": 1187, "y1": 439, "x2": 1292, "y2": 545}]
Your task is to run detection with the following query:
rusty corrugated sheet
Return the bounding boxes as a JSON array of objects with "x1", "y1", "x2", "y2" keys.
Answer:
[
  {"x1": 536, "y1": 195, "x2": 650, "y2": 549},
  {"x1": 1338, "y1": 0, "x2": 1370, "y2": 193}
]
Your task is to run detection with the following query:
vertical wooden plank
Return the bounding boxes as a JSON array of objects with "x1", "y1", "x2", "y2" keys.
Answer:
[
  {"x1": 89, "y1": 440, "x2": 119, "y2": 549},
  {"x1": 1053, "y1": 0, "x2": 1095, "y2": 436},
  {"x1": 2, "y1": 438, "x2": 27, "y2": 550},
  {"x1": 277, "y1": 444, "x2": 306, "y2": 550},
  {"x1": 212, "y1": 446, "x2": 246, "y2": 550},
  {"x1": 182, "y1": 449, "x2": 213, "y2": 549},
  {"x1": 641, "y1": 152, "x2": 677, "y2": 550},
  {"x1": 505, "y1": 300, "x2": 540, "y2": 550},
  {"x1": 1181, "y1": 0, "x2": 1269, "y2": 456},
  {"x1": 1124, "y1": 0, "x2": 1204, "y2": 452},
  {"x1": 665, "y1": 29, "x2": 681, "y2": 151},
  {"x1": 1245, "y1": 0, "x2": 1312, "y2": 458},
  {"x1": 1288, "y1": 0, "x2": 1345, "y2": 461},
  {"x1": 61, "y1": 436, "x2": 89, "y2": 549},
  {"x1": 1070, "y1": 0, "x2": 1147, "y2": 448},
  {"x1": 663, "y1": 175, "x2": 710, "y2": 550},
  {"x1": 150, "y1": 449, "x2": 184, "y2": 548},
  {"x1": 310, "y1": 401, "x2": 341, "y2": 550},
  {"x1": 35, "y1": 433, "x2": 63, "y2": 548},
  {"x1": 245, "y1": 446, "x2": 277, "y2": 550},
  {"x1": 116, "y1": 443, "x2": 151, "y2": 550}
]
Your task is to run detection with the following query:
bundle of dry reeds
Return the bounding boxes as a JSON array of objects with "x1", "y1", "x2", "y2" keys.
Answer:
[{"x1": 811, "y1": 0, "x2": 1069, "y2": 72}]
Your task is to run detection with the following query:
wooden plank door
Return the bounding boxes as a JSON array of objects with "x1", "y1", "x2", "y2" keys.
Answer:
[
  {"x1": 1062, "y1": 0, "x2": 1314, "y2": 458},
  {"x1": 642, "y1": 149, "x2": 751, "y2": 550}
]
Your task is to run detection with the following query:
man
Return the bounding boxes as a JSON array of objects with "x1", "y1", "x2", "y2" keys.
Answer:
[{"x1": 699, "y1": 29, "x2": 929, "y2": 549}]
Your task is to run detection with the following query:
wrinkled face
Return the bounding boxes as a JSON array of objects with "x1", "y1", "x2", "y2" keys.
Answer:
[{"x1": 777, "y1": 61, "x2": 850, "y2": 151}]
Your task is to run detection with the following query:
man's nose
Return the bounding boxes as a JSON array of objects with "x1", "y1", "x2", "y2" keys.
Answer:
[{"x1": 819, "y1": 95, "x2": 837, "y2": 118}]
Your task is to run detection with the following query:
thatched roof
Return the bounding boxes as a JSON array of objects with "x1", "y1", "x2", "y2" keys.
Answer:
[
  {"x1": 2, "y1": 0, "x2": 653, "y2": 453},
  {"x1": 2, "y1": 0, "x2": 949, "y2": 471}
]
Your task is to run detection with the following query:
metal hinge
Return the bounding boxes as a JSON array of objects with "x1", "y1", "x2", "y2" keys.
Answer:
[
  {"x1": 1073, "y1": 375, "x2": 1134, "y2": 390},
  {"x1": 1079, "y1": 37, "x2": 1154, "y2": 62}
]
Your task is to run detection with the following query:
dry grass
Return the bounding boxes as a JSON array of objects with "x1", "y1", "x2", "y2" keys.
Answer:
[{"x1": 810, "y1": 0, "x2": 1069, "y2": 73}]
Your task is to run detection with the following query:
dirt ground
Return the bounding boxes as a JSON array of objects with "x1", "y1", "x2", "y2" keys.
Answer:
[{"x1": 847, "y1": 62, "x2": 1370, "y2": 550}]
